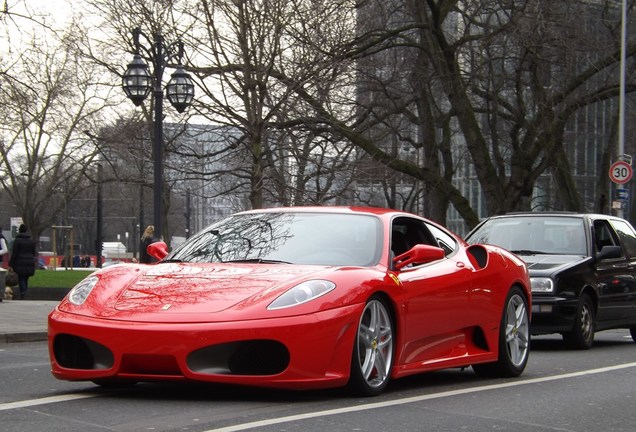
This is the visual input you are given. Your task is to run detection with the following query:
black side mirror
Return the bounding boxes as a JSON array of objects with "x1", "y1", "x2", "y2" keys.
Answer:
[{"x1": 597, "y1": 245, "x2": 622, "y2": 260}]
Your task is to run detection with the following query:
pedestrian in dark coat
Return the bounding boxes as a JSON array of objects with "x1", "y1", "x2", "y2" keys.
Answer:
[
  {"x1": 9, "y1": 224, "x2": 37, "y2": 299},
  {"x1": 139, "y1": 225, "x2": 156, "y2": 264}
]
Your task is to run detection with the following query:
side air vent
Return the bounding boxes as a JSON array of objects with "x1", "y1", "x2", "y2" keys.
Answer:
[{"x1": 467, "y1": 245, "x2": 488, "y2": 269}]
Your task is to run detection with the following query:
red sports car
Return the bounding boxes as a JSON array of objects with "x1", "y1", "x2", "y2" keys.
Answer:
[{"x1": 48, "y1": 207, "x2": 531, "y2": 396}]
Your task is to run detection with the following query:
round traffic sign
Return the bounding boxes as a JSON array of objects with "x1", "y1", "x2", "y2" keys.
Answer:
[{"x1": 609, "y1": 161, "x2": 633, "y2": 184}]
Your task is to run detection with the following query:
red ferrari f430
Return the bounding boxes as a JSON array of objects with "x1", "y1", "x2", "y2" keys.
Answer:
[{"x1": 48, "y1": 207, "x2": 531, "y2": 396}]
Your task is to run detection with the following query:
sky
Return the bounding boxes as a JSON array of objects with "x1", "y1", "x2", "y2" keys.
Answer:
[
  {"x1": 12, "y1": 0, "x2": 72, "y2": 24},
  {"x1": 2, "y1": 0, "x2": 73, "y2": 47}
]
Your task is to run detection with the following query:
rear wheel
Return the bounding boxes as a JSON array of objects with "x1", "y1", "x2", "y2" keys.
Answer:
[
  {"x1": 348, "y1": 295, "x2": 394, "y2": 396},
  {"x1": 562, "y1": 294, "x2": 595, "y2": 350},
  {"x1": 473, "y1": 286, "x2": 529, "y2": 377}
]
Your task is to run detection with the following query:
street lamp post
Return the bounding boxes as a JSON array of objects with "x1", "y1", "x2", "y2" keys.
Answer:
[{"x1": 122, "y1": 27, "x2": 194, "y2": 239}]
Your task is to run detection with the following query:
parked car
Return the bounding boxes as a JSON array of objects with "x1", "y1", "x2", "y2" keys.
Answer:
[
  {"x1": 466, "y1": 212, "x2": 636, "y2": 349},
  {"x1": 49, "y1": 206, "x2": 531, "y2": 396}
]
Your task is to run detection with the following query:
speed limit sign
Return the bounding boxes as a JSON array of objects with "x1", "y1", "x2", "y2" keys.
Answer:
[{"x1": 609, "y1": 161, "x2": 633, "y2": 184}]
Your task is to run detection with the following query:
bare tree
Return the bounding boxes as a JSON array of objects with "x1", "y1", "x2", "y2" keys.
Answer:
[
  {"x1": 27, "y1": 0, "x2": 633, "y2": 237},
  {"x1": 283, "y1": 0, "x2": 636, "y2": 227},
  {"x1": 180, "y1": 0, "x2": 363, "y2": 209},
  {"x1": 0, "y1": 15, "x2": 118, "y2": 241}
]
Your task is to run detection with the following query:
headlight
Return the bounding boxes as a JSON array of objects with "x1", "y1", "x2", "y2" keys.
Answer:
[
  {"x1": 68, "y1": 276, "x2": 99, "y2": 305},
  {"x1": 268, "y1": 280, "x2": 336, "y2": 310},
  {"x1": 530, "y1": 277, "x2": 554, "y2": 293}
]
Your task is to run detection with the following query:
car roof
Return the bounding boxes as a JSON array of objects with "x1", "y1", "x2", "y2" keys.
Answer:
[
  {"x1": 476, "y1": 212, "x2": 634, "y2": 226},
  {"x1": 486, "y1": 212, "x2": 619, "y2": 220},
  {"x1": 237, "y1": 206, "x2": 411, "y2": 218},
  {"x1": 497, "y1": 212, "x2": 585, "y2": 217},
  {"x1": 234, "y1": 206, "x2": 461, "y2": 238}
]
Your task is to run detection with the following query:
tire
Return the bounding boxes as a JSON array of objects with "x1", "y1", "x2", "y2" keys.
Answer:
[
  {"x1": 348, "y1": 295, "x2": 394, "y2": 396},
  {"x1": 562, "y1": 293, "x2": 595, "y2": 350},
  {"x1": 473, "y1": 287, "x2": 530, "y2": 377}
]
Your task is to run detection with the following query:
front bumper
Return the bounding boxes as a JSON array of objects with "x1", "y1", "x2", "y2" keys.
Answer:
[
  {"x1": 48, "y1": 303, "x2": 362, "y2": 390},
  {"x1": 530, "y1": 295, "x2": 579, "y2": 335}
]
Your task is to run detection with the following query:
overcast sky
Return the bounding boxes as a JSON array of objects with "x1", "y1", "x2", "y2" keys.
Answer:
[{"x1": 2, "y1": 0, "x2": 72, "y2": 44}]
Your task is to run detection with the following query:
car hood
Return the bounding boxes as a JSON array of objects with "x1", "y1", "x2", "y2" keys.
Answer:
[
  {"x1": 519, "y1": 254, "x2": 589, "y2": 275},
  {"x1": 59, "y1": 262, "x2": 365, "y2": 322},
  {"x1": 114, "y1": 263, "x2": 309, "y2": 312}
]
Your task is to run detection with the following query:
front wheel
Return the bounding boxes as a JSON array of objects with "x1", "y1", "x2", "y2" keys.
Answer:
[
  {"x1": 562, "y1": 293, "x2": 595, "y2": 350},
  {"x1": 348, "y1": 295, "x2": 394, "y2": 396},
  {"x1": 473, "y1": 286, "x2": 529, "y2": 377}
]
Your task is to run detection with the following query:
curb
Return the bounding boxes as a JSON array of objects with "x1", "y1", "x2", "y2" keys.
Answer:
[
  {"x1": 23, "y1": 287, "x2": 71, "y2": 301},
  {"x1": 0, "y1": 331, "x2": 48, "y2": 344}
]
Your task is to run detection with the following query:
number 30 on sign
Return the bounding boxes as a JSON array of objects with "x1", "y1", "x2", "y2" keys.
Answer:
[{"x1": 609, "y1": 161, "x2": 633, "y2": 185}]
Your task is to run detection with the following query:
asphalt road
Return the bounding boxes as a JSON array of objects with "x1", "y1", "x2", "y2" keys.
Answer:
[{"x1": 1, "y1": 330, "x2": 634, "y2": 432}]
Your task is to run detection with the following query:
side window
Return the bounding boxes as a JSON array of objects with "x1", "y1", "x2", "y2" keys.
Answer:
[
  {"x1": 609, "y1": 219, "x2": 636, "y2": 257},
  {"x1": 426, "y1": 223, "x2": 457, "y2": 255},
  {"x1": 593, "y1": 220, "x2": 620, "y2": 253},
  {"x1": 391, "y1": 217, "x2": 440, "y2": 257}
]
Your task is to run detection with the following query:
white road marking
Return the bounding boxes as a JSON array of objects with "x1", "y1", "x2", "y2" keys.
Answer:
[
  {"x1": 0, "y1": 393, "x2": 97, "y2": 411},
  {"x1": 206, "y1": 362, "x2": 636, "y2": 432},
  {"x1": 1, "y1": 361, "x2": 635, "y2": 428}
]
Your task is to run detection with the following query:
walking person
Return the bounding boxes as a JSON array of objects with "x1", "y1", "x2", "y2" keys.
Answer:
[
  {"x1": 0, "y1": 229, "x2": 8, "y2": 302},
  {"x1": 139, "y1": 225, "x2": 156, "y2": 264},
  {"x1": 9, "y1": 224, "x2": 36, "y2": 299},
  {"x1": 0, "y1": 230, "x2": 8, "y2": 268}
]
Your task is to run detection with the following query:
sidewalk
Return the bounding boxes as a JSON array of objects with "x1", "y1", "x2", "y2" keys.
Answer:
[{"x1": 0, "y1": 299, "x2": 59, "y2": 344}]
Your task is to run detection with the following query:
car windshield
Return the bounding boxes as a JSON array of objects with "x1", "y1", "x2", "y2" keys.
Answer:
[
  {"x1": 468, "y1": 216, "x2": 587, "y2": 256},
  {"x1": 167, "y1": 212, "x2": 383, "y2": 266}
]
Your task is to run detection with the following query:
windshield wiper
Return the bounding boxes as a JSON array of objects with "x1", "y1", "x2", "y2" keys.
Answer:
[
  {"x1": 510, "y1": 250, "x2": 549, "y2": 255},
  {"x1": 223, "y1": 258, "x2": 291, "y2": 264}
]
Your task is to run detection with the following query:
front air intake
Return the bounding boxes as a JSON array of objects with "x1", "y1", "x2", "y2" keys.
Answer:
[
  {"x1": 53, "y1": 334, "x2": 114, "y2": 370},
  {"x1": 188, "y1": 340, "x2": 290, "y2": 375}
]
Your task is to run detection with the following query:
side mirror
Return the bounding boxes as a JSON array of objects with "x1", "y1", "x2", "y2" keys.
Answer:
[
  {"x1": 393, "y1": 244, "x2": 445, "y2": 271},
  {"x1": 597, "y1": 245, "x2": 622, "y2": 260},
  {"x1": 147, "y1": 241, "x2": 169, "y2": 261}
]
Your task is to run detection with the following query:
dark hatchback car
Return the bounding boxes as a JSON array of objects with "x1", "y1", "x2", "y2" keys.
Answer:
[{"x1": 466, "y1": 213, "x2": 636, "y2": 349}]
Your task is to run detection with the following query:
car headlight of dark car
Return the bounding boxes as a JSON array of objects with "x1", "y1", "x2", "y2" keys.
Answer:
[
  {"x1": 68, "y1": 276, "x2": 99, "y2": 305},
  {"x1": 268, "y1": 280, "x2": 336, "y2": 310},
  {"x1": 530, "y1": 277, "x2": 554, "y2": 293}
]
